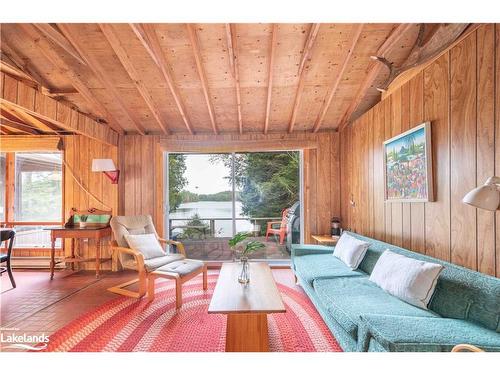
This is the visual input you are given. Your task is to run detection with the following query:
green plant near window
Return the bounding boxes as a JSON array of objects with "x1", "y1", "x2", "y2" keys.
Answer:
[{"x1": 228, "y1": 232, "x2": 265, "y2": 257}]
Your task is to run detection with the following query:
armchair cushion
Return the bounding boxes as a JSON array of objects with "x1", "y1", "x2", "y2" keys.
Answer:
[
  {"x1": 155, "y1": 259, "x2": 205, "y2": 276},
  {"x1": 144, "y1": 254, "x2": 185, "y2": 272},
  {"x1": 125, "y1": 233, "x2": 165, "y2": 260},
  {"x1": 110, "y1": 215, "x2": 158, "y2": 248}
]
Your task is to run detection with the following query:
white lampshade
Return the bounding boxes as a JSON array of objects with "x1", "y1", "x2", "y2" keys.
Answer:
[
  {"x1": 462, "y1": 177, "x2": 500, "y2": 211},
  {"x1": 92, "y1": 159, "x2": 117, "y2": 172}
]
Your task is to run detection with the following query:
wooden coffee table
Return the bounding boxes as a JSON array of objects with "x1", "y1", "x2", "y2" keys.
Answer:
[{"x1": 208, "y1": 262, "x2": 286, "y2": 352}]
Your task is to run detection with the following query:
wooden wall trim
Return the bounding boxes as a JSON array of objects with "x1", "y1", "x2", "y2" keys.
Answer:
[
  {"x1": 340, "y1": 24, "x2": 499, "y2": 277},
  {"x1": 0, "y1": 135, "x2": 61, "y2": 152}
]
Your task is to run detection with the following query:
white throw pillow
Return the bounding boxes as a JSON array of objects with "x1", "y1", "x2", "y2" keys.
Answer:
[
  {"x1": 125, "y1": 233, "x2": 165, "y2": 260},
  {"x1": 333, "y1": 233, "x2": 370, "y2": 270},
  {"x1": 369, "y1": 250, "x2": 444, "y2": 309}
]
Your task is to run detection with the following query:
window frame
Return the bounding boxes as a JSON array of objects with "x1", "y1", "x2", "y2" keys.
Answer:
[{"x1": 1, "y1": 151, "x2": 65, "y2": 251}]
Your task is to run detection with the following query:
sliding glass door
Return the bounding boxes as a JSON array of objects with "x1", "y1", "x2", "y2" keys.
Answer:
[{"x1": 166, "y1": 151, "x2": 302, "y2": 262}]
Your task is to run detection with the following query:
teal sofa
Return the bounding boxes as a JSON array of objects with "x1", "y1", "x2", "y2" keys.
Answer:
[{"x1": 291, "y1": 231, "x2": 500, "y2": 352}]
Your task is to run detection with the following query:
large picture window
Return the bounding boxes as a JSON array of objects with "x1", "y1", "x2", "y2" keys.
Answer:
[
  {"x1": 1, "y1": 151, "x2": 63, "y2": 249},
  {"x1": 166, "y1": 151, "x2": 302, "y2": 262}
]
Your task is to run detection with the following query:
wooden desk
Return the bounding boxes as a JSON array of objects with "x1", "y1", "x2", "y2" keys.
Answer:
[
  {"x1": 311, "y1": 234, "x2": 339, "y2": 245},
  {"x1": 47, "y1": 226, "x2": 112, "y2": 280},
  {"x1": 208, "y1": 262, "x2": 286, "y2": 352}
]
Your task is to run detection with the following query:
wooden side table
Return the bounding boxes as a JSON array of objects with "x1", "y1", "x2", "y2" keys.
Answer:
[
  {"x1": 311, "y1": 234, "x2": 339, "y2": 245},
  {"x1": 47, "y1": 226, "x2": 112, "y2": 279}
]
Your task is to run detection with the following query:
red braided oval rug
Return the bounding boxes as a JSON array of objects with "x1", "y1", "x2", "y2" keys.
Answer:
[{"x1": 43, "y1": 275, "x2": 341, "y2": 352}]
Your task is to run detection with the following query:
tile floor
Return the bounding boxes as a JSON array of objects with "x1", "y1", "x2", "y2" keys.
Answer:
[{"x1": 1, "y1": 267, "x2": 300, "y2": 346}]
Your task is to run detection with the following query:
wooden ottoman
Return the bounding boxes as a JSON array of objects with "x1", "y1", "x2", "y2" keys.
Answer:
[{"x1": 147, "y1": 259, "x2": 207, "y2": 308}]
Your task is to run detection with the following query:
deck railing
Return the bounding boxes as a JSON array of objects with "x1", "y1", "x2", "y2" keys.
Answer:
[{"x1": 168, "y1": 216, "x2": 280, "y2": 239}]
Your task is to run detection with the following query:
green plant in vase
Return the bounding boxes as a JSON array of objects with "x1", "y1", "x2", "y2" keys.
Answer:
[{"x1": 228, "y1": 232, "x2": 265, "y2": 284}]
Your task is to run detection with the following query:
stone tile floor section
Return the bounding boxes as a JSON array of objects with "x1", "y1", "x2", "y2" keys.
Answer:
[{"x1": 0, "y1": 267, "x2": 300, "y2": 350}]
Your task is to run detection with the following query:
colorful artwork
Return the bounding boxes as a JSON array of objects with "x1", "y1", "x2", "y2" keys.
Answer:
[{"x1": 384, "y1": 122, "x2": 433, "y2": 202}]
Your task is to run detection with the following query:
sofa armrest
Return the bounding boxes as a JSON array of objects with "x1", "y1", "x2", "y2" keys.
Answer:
[
  {"x1": 291, "y1": 244, "x2": 334, "y2": 258},
  {"x1": 358, "y1": 314, "x2": 500, "y2": 352}
]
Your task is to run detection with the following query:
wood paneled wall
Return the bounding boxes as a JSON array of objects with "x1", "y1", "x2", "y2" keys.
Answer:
[
  {"x1": 63, "y1": 136, "x2": 119, "y2": 270},
  {"x1": 340, "y1": 24, "x2": 500, "y2": 277},
  {"x1": 120, "y1": 132, "x2": 340, "y2": 243}
]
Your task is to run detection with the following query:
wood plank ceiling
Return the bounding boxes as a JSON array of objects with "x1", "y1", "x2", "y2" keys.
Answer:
[{"x1": 0, "y1": 23, "x2": 467, "y2": 135}]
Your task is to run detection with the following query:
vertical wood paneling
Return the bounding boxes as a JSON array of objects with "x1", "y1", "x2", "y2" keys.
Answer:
[
  {"x1": 495, "y1": 24, "x2": 500, "y2": 278},
  {"x1": 424, "y1": 53, "x2": 451, "y2": 261},
  {"x1": 450, "y1": 33, "x2": 477, "y2": 270},
  {"x1": 372, "y1": 102, "x2": 385, "y2": 241},
  {"x1": 384, "y1": 98, "x2": 392, "y2": 243},
  {"x1": 390, "y1": 90, "x2": 404, "y2": 246},
  {"x1": 401, "y1": 83, "x2": 412, "y2": 249},
  {"x1": 409, "y1": 71, "x2": 426, "y2": 253},
  {"x1": 476, "y1": 25, "x2": 496, "y2": 276},
  {"x1": 341, "y1": 24, "x2": 499, "y2": 276}
]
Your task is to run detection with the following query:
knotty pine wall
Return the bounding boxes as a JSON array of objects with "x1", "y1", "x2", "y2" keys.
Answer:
[
  {"x1": 1, "y1": 74, "x2": 119, "y2": 269},
  {"x1": 120, "y1": 132, "x2": 340, "y2": 243},
  {"x1": 340, "y1": 24, "x2": 500, "y2": 277}
]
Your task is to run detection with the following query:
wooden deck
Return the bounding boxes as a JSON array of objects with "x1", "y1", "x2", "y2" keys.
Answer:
[{"x1": 180, "y1": 236, "x2": 289, "y2": 261}]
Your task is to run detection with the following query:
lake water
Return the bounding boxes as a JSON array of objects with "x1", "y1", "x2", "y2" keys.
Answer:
[{"x1": 169, "y1": 201, "x2": 253, "y2": 237}]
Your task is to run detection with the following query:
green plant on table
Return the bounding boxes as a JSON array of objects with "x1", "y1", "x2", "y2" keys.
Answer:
[
  {"x1": 79, "y1": 215, "x2": 89, "y2": 222},
  {"x1": 229, "y1": 232, "x2": 265, "y2": 258}
]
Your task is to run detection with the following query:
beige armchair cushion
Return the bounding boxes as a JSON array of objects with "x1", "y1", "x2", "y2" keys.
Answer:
[
  {"x1": 144, "y1": 254, "x2": 185, "y2": 272},
  {"x1": 125, "y1": 233, "x2": 165, "y2": 260},
  {"x1": 110, "y1": 215, "x2": 158, "y2": 248}
]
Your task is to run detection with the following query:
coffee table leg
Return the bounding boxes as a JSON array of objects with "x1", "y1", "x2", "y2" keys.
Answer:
[{"x1": 226, "y1": 313, "x2": 269, "y2": 352}]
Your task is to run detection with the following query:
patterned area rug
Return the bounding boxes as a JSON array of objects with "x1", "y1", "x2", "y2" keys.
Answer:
[{"x1": 43, "y1": 275, "x2": 342, "y2": 352}]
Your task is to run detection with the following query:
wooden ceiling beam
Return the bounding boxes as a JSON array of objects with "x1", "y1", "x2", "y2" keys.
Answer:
[
  {"x1": 225, "y1": 23, "x2": 243, "y2": 134},
  {"x1": 0, "y1": 115, "x2": 41, "y2": 135},
  {"x1": 186, "y1": 24, "x2": 219, "y2": 135},
  {"x1": 338, "y1": 23, "x2": 414, "y2": 131},
  {"x1": 312, "y1": 24, "x2": 364, "y2": 133},
  {"x1": 263, "y1": 23, "x2": 278, "y2": 135},
  {"x1": 54, "y1": 24, "x2": 145, "y2": 135},
  {"x1": 288, "y1": 23, "x2": 321, "y2": 133},
  {"x1": 97, "y1": 23, "x2": 169, "y2": 135},
  {"x1": 17, "y1": 24, "x2": 124, "y2": 135},
  {"x1": 131, "y1": 23, "x2": 194, "y2": 135},
  {"x1": 1, "y1": 100, "x2": 58, "y2": 133},
  {"x1": 32, "y1": 24, "x2": 88, "y2": 66}
]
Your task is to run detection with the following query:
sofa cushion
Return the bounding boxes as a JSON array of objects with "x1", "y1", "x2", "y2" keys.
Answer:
[
  {"x1": 293, "y1": 254, "x2": 366, "y2": 286},
  {"x1": 358, "y1": 314, "x2": 500, "y2": 352},
  {"x1": 346, "y1": 231, "x2": 500, "y2": 332},
  {"x1": 369, "y1": 250, "x2": 443, "y2": 309},
  {"x1": 313, "y1": 277, "x2": 439, "y2": 340},
  {"x1": 144, "y1": 254, "x2": 185, "y2": 272},
  {"x1": 333, "y1": 233, "x2": 370, "y2": 269}
]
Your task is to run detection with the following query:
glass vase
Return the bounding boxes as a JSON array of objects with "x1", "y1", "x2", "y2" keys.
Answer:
[{"x1": 238, "y1": 256, "x2": 250, "y2": 284}]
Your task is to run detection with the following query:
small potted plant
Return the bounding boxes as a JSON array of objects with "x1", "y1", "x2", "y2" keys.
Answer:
[
  {"x1": 229, "y1": 232, "x2": 265, "y2": 284},
  {"x1": 79, "y1": 215, "x2": 89, "y2": 228}
]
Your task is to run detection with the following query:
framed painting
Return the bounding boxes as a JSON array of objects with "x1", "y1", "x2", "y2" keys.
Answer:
[{"x1": 383, "y1": 122, "x2": 434, "y2": 202}]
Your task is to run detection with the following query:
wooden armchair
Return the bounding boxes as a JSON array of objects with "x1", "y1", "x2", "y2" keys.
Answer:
[
  {"x1": 108, "y1": 215, "x2": 188, "y2": 298},
  {"x1": 109, "y1": 237, "x2": 186, "y2": 298}
]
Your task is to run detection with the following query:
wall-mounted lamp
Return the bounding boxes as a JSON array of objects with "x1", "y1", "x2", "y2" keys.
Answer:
[
  {"x1": 462, "y1": 176, "x2": 500, "y2": 211},
  {"x1": 92, "y1": 159, "x2": 120, "y2": 184}
]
